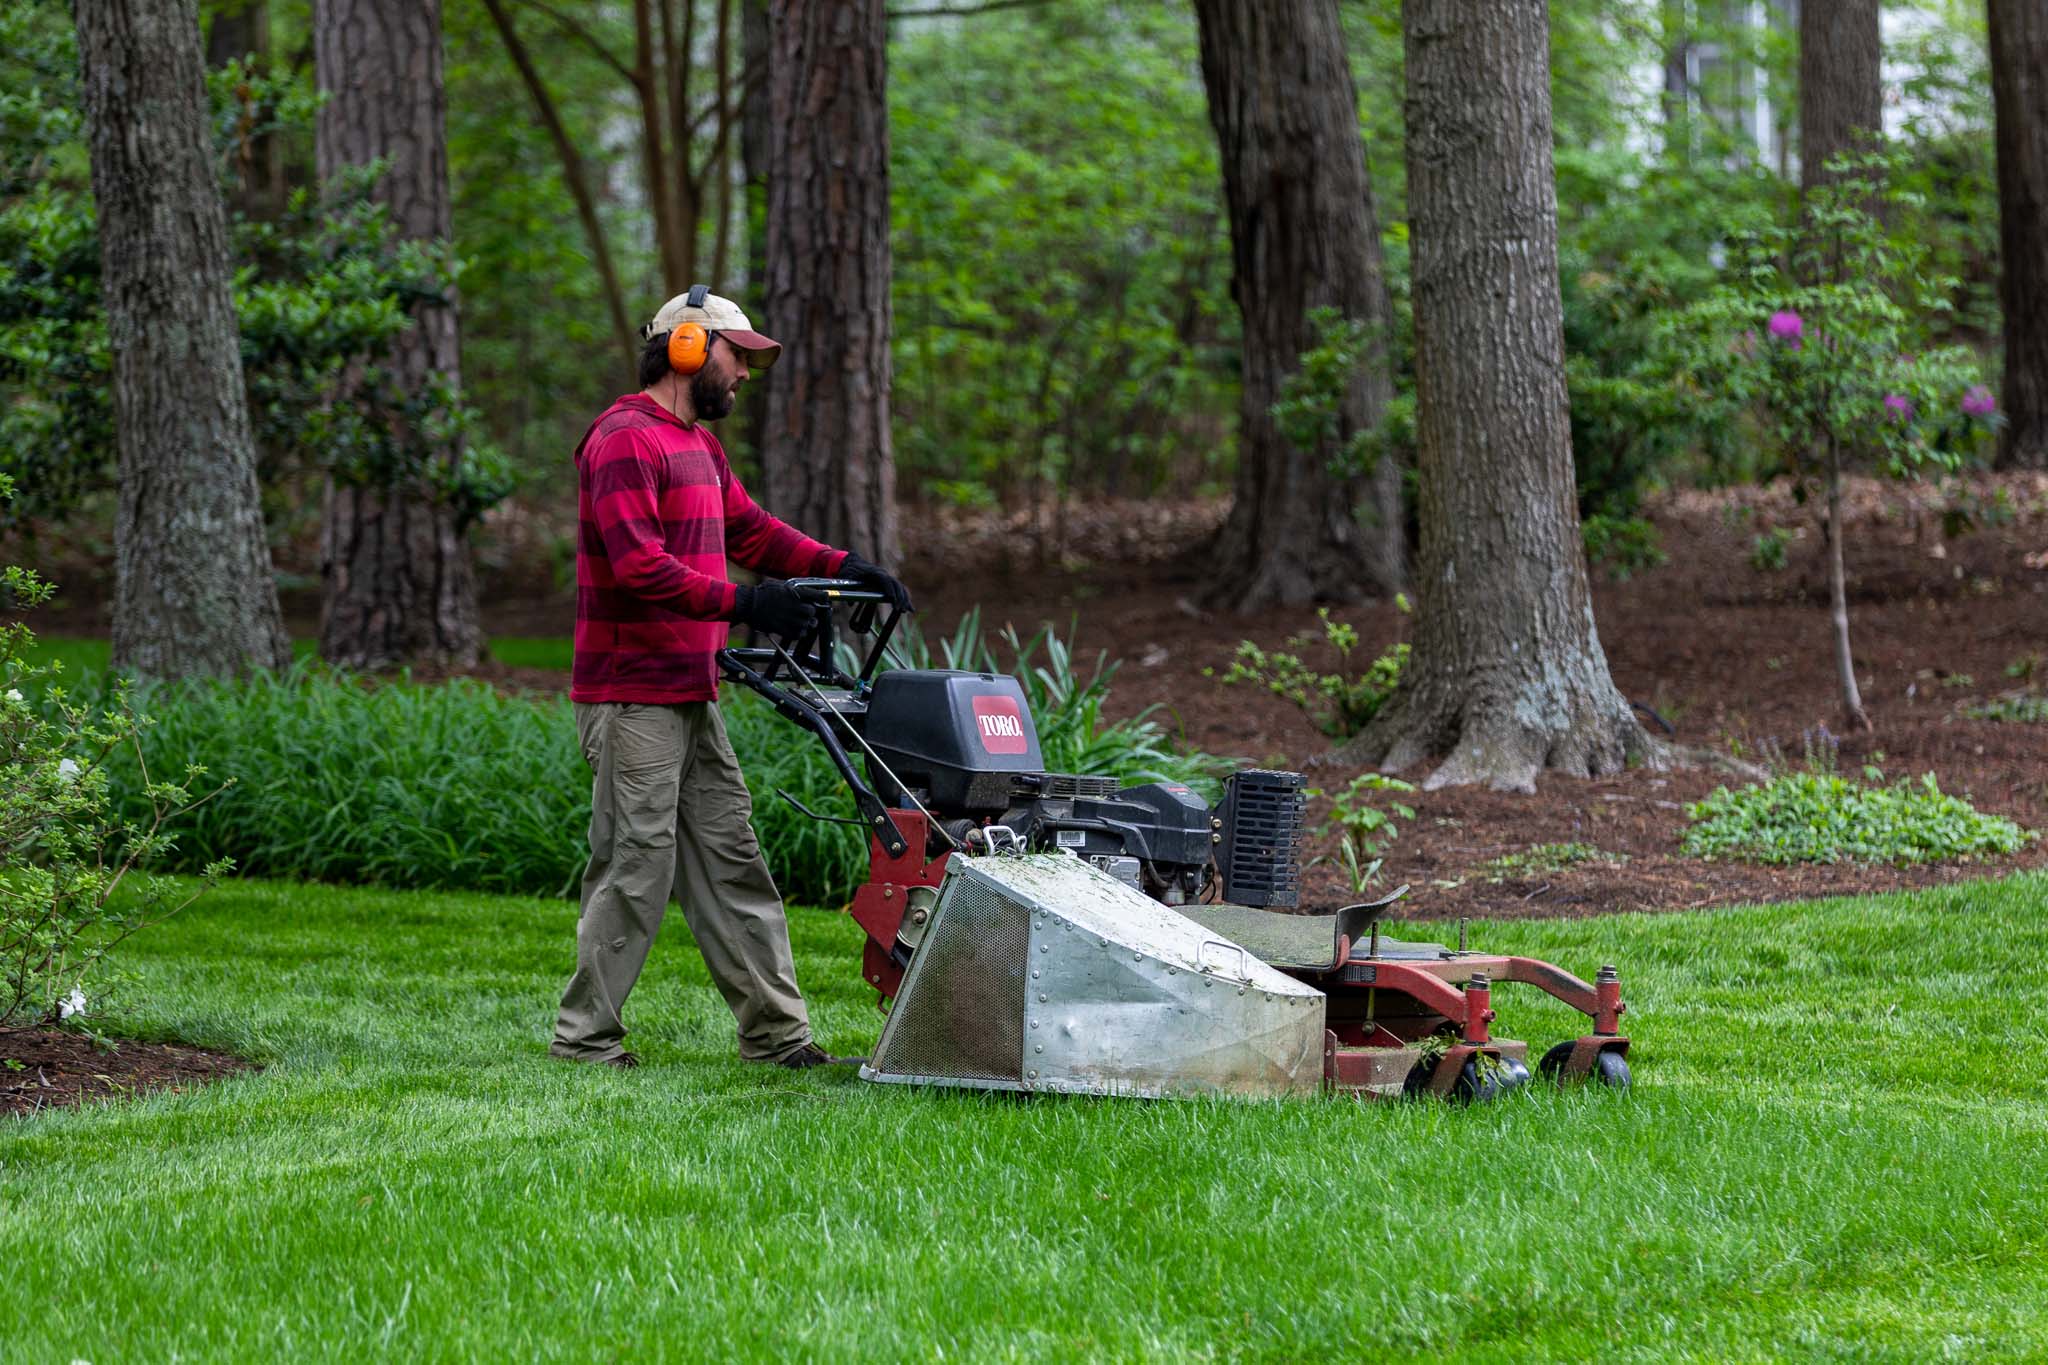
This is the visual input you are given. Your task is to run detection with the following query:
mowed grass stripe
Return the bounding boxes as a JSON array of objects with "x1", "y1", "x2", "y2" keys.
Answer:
[{"x1": 3, "y1": 874, "x2": 2045, "y2": 1360}]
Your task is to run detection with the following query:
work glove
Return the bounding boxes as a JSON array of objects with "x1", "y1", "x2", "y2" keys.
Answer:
[
  {"x1": 838, "y1": 551, "x2": 915, "y2": 613},
  {"x1": 732, "y1": 580, "x2": 821, "y2": 638}
]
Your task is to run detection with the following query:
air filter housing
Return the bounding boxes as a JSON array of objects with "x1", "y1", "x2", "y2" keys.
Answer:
[
  {"x1": 1214, "y1": 770, "x2": 1306, "y2": 908},
  {"x1": 862, "y1": 853, "x2": 1324, "y2": 1100}
]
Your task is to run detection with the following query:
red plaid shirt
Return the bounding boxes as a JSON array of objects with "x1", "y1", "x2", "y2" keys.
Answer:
[{"x1": 572, "y1": 394, "x2": 844, "y2": 704}]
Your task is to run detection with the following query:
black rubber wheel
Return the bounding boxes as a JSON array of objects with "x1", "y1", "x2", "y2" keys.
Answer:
[{"x1": 1538, "y1": 1042, "x2": 1631, "y2": 1089}]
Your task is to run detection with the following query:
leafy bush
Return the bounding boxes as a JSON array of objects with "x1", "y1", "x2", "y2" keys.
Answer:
[
  {"x1": 1210, "y1": 608, "x2": 1406, "y2": 739},
  {"x1": 1750, "y1": 527, "x2": 1793, "y2": 572},
  {"x1": 1966, "y1": 693, "x2": 2048, "y2": 725},
  {"x1": 0, "y1": 17, "x2": 508, "y2": 531},
  {"x1": 0, "y1": 476, "x2": 227, "y2": 1026},
  {"x1": 1580, "y1": 514, "x2": 1666, "y2": 581},
  {"x1": 78, "y1": 618, "x2": 1223, "y2": 907},
  {"x1": 1681, "y1": 772, "x2": 2031, "y2": 866},
  {"x1": 1313, "y1": 773, "x2": 1415, "y2": 893}
]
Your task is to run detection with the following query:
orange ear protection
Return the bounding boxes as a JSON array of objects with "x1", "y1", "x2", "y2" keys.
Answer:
[{"x1": 667, "y1": 284, "x2": 713, "y2": 374}]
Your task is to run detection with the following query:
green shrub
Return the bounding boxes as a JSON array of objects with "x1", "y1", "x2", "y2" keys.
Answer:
[
  {"x1": 1750, "y1": 527, "x2": 1792, "y2": 572},
  {"x1": 1313, "y1": 772, "x2": 1415, "y2": 893},
  {"x1": 1966, "y1": 692, "x2": 2048, "y2": 724},
  {"x1": 1580, "y1": 514, "x2": 1666, "y2": 581},
  {"x1": 0, "y1": 475, "x2": 227, "y2": 1026},
  {"x1": 76, "y1": 617, "x2": 1223, "y2": 907},
  {"x1": 1210, "y1": 608, "x2": 1406, "y2": 739},
  {"x1": 1681, "y1": 772, "x2": 2032, "y2": 866}
]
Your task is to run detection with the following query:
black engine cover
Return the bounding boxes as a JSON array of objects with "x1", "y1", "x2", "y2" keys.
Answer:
[{"x1": 862, "y1": 669, "x2": 1044, "y2": 812}]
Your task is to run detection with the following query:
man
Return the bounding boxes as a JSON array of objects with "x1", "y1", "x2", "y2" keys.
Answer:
[{"x1": 552, "y1": 286, "x2": 911, "y2": 1070}]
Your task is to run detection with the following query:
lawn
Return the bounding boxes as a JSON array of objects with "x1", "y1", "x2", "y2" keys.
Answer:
[{"x1": 4, "y1": 874, "x2": 2046, "y2": 1360}]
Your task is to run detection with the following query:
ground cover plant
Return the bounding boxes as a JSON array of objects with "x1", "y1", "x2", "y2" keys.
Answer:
[
  {"x1": 1682, "y1": 770, "x2": 2031, "y2": 866},
  {"x1": 4, "y1": 872, "x2": 2047, "y2": 1357}
]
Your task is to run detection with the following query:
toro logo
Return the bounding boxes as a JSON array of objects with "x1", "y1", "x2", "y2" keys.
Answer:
[{"x1": 971, "y1": 695, "x2": 1029, "y2": 755}]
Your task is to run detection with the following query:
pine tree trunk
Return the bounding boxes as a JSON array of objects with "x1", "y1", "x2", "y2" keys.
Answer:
[
  {"x1": 1337, "y1": 0, "x2": 1655, "y2": 793},
  {"x1": 1990, "y1": 0, "x2": 2048, "y2": 469},
  {"x1": 1799, "y1": 0, "x2": 1882, "y2": 193},
  {"x1": 757, "y1": 0, "x2": 897, "y2": 564},
  {"x1": 313, "y1": 0, "x2": 480, "y2": 668},
  {"x1": 1192, "y1": 0, "x2": 1405, "y2": 609},
  {"x1": 76, "y1": 0, "x2": 290, "y2": 681}
]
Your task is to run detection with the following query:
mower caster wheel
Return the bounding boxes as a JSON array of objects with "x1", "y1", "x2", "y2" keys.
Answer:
[
  {"x1": 1538, "y1": 1043, "x2": 1631, "y2": 1090},
  {"x1": 1406, "y1": 1054, "x2": 1528, "y2": 1103}
]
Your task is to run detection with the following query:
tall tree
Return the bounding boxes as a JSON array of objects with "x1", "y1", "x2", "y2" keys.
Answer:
[
  {"x1": 74, "y1": 0, "x2": 290, "y2": 680},
  {"x1": 1990, "y1": 0, "x2": 2048, "y2": 470},
  {"x1": 757, "y1": 0, "x2": 897, "y2": 563},
  {"x1": 1798, "y1": 0, "x2": 1881, "y2": 195},
  {"x1": 1338, "y1": 0, "x2": 1654, "y2": 792},
  {"x1": 313, "y1": 0, "x2": 481, "y2": 668},
  {"x1": 1191, "y1": 0, "x2": 1405, "y2": 607}
]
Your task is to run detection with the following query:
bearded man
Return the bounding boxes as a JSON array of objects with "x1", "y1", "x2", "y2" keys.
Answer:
[{"x1": 552, "y1": 286, "x2": 911, "y2": 1070}]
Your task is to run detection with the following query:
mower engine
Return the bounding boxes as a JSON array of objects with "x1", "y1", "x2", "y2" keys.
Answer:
[{"x1": 860, "y1": 666, "x2": 1299, "y2": 907}]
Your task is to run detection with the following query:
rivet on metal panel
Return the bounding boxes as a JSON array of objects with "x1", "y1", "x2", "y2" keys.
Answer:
[
  {"x1": 1038, "y1": 993, "x2": 1047, "y2": 1002},
  {"x1": 1032, "y1": 968, "x2": 1041, "y2": 979},
  {"x1": 1035, "y1": 1044, "x2": 1043, "y2": 1053},
  {"x1": 1030, "y1": 1019, "x2": 1040, "y2": 1029},
  {"x1": 1028, "y1": 1070, "x2": 1038, "y2": 1079}
]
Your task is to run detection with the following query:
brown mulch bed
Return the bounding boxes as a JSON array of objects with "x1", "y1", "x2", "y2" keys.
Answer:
[
  {"x1": 892, "y1": 475, "x2": 2048, "y2": 921},
  {"x1": 1, "y1": 1026, "x2": 252, "y2": 1119}
]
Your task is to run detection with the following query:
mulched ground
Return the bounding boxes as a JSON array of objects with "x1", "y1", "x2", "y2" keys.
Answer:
[
  {"x1": 1, "y1": 1026, "x2": 251, "y2": 1120},
  {"x1": 885, "y1": 475, "x2": 2048, "y2": 920}
]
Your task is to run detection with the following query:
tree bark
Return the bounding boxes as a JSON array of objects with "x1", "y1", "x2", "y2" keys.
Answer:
[
  {"x1": 758, "y1": 0, "x2": 897, "y2": 564},
  {"x1": 735, "y1": 0, "x2": 773, "y2": 451},
  {"x1": 313, "y1": 0, "x2": 481, "y2": 668},
  {"x1": 1990, "y1": 0, "x2": 2048, "y2": 469},
  {"x1": 1799, "y1": 0, "x2": 1882, "y2": 194},
  {"x1": 1192, "y1": 0, "x2": 1405, "y2": 609},
  {"x1": 75, "y1": 0, "x2": 291, "y2": 680},
  {"x1": 1336, "y1": 0, "x2": 1655, "y2": 793}
]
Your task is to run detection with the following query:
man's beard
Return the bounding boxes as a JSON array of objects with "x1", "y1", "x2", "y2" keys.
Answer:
[{"x1": 690, "y1": 367, "x2": 735, "y2": 422}]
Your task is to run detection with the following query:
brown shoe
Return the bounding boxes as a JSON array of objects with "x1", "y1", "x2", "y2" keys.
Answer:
[
  {"x1": 770, "y1": 1042, "x2": 858, "y2": 1069},
  {"x1": 602, "y1": 1051, "x2": 641, "y2": 1069}
]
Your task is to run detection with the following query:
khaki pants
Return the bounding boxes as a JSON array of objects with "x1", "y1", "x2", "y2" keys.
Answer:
[{"x1": 551, "y1": 701, "x2": 812, "y2": 1063}]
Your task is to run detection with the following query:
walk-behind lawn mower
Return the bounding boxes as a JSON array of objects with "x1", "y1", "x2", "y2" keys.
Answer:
[{"x1": 719, "y1": 580, "x2": 1632, "y2": 1102}]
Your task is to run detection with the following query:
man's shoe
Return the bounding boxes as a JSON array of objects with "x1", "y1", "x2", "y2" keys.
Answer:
[
  {"x1": 605, "y1": 1051, "x2": 641, "y2": 1069},
  {"x1": 770, "y1": 1042, "x2": 858, "y2": 1069}
]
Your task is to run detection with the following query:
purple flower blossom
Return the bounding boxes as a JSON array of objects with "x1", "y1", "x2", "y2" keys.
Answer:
[
  {"x1": 1962, "y1": 384, "x2": 1997, "y2": 418},
  {"x1": 1767, "y1": 310, "x2": 1804, "y2": 347},
  {"x1": 1882, "y1": 394, "x2": 1914, "y2": 423}
]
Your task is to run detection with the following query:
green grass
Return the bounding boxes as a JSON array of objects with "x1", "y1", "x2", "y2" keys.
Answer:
[{"x1": 5, "y1": 873, "x2": 2048, "y2": 1359}]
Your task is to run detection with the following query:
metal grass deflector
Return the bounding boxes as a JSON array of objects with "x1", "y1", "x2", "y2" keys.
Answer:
[{"x1": 861, "y1": 853, "x2": 1325, "y2": 1100}]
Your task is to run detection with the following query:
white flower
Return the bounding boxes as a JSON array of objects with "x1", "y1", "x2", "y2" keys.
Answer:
[
  {"x1": 3, "y1": 688, "x2": 20, "y2": 703},
  {"x1": 58, "y1": 987, "x2": 88, "y2": 1020},
  {"x1": 56, "y1": 758, "x2": 81, "y2": 783}
]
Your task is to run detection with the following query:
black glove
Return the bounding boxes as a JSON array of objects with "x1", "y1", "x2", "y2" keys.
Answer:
[
  {"x1": 732, "y1": 580, "x2": 820, "y2": 637},
  {"x1": 839, "y1": 551, "x2": 914, "y2": 613}
]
